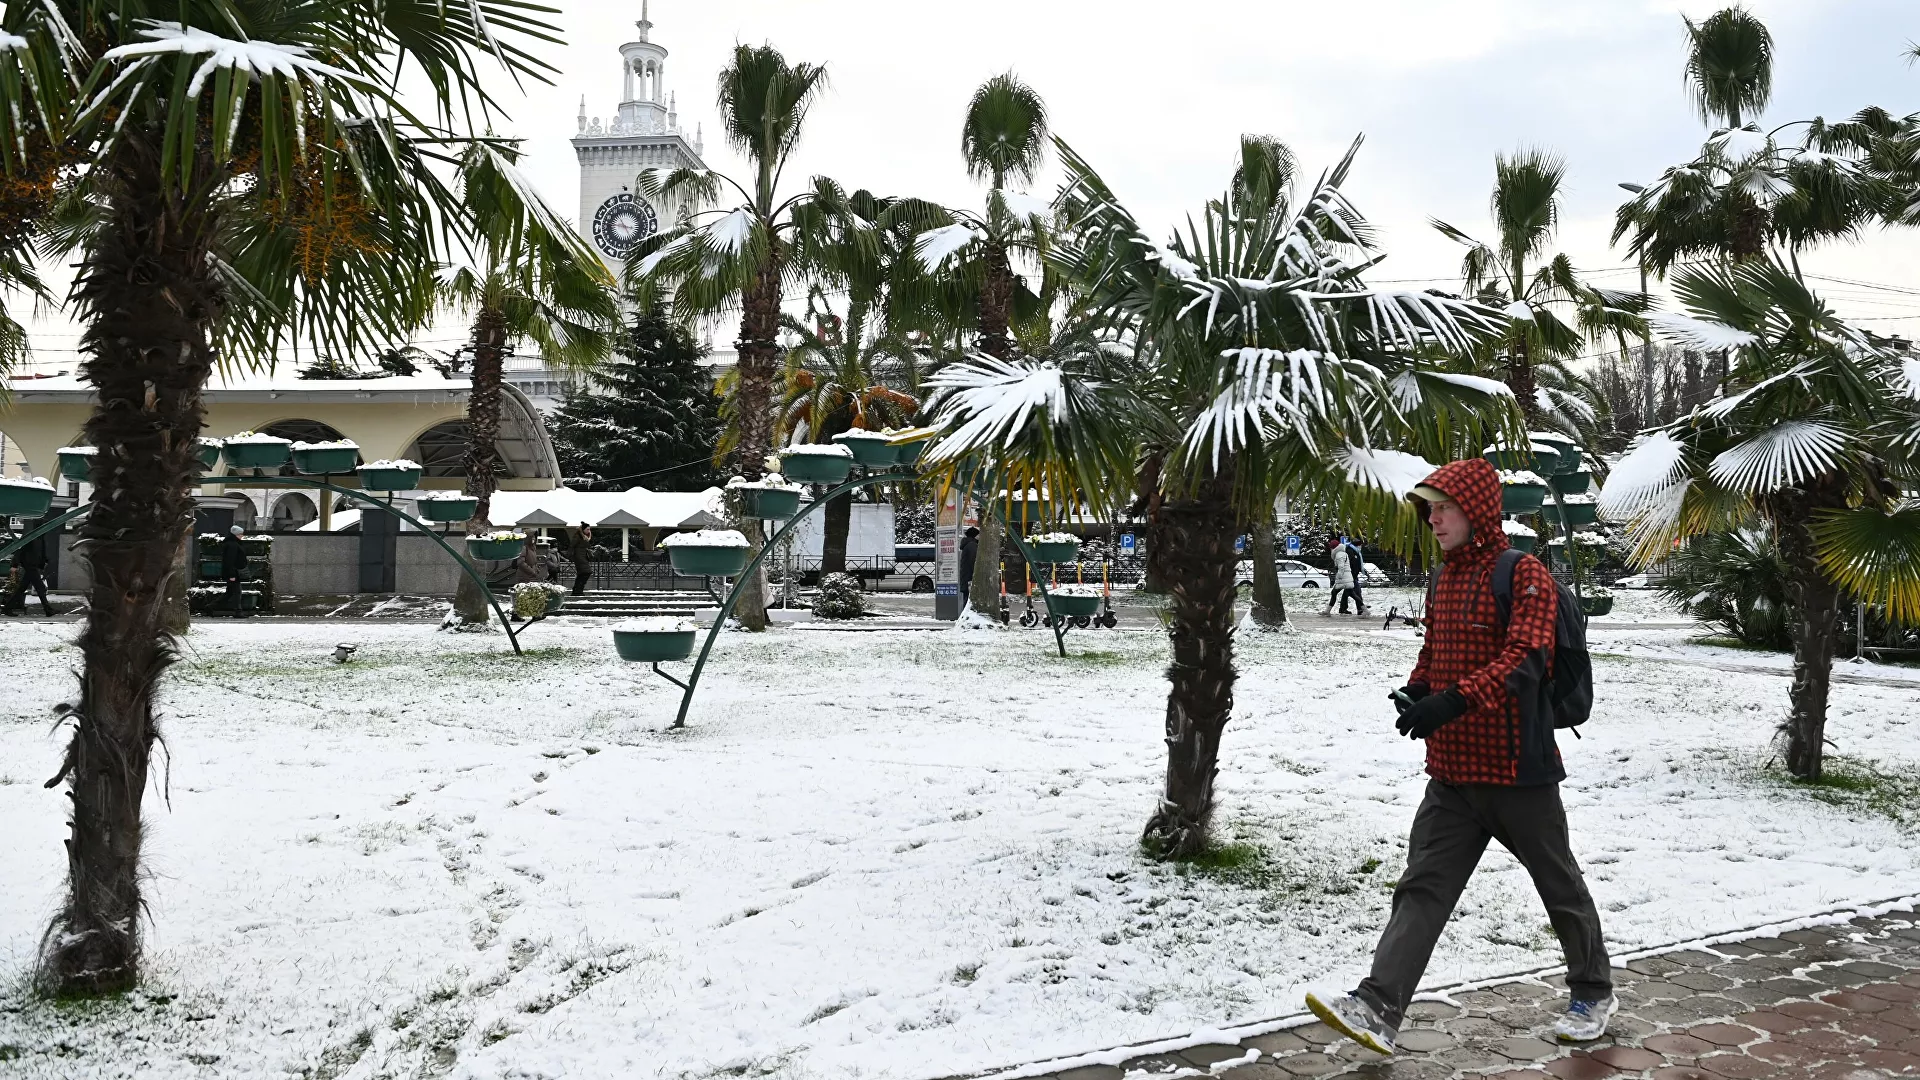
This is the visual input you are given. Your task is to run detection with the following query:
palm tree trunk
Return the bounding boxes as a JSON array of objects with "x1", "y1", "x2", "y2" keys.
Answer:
[
  {"x1": 44, "y1": 128, "x2": 223, "y2": 995},
  {"x1": 729, "y1": 250, "x2": 784, "y2": 632},
  {"x1": 821, "y1": 488, "x2": 853, "y2": 575},
  {"x1": 978, "y1": 240, "x2": 1014, "y2": 362},
  {"x1": 454, "y1": 307, "x2": 508, "y2": 625},
  {"x1": 1507, "y1": 334, "x2": 1539, "y2": 425},
  {"x1": 967, "y1": 502, "x2": 1005, "y2": 620},
  {"x1": 1768, "y1": 482, "x2": 1846, "y2": 780},
  {"x1": 1141, "y1": 470, "x2": 1240, "y2": 859},
  {"x1": 1248, "y1": 508, "x2": 1287, "y2": 629}
]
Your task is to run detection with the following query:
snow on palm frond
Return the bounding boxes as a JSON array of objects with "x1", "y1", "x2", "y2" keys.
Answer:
[
  {"x1": 1599, "y1": 430, "x2": 1690, "y2": 517},
  {"x1": 1711, "y1": 126, "x2": 1770, "y2": 162},
  {"x1": 708, "y1": 208, "x2": 755, "y2": 256},
  {"x1": 1143, "y1": 241, "x2": 1203, "y2": 283},
  {"x1": 1903, "y1": 356, "x2": 1920, "y2": 401},
  {"x1": 1648, "y1": 312, "x2": 1758, "y2": 351},
  {"x1": 1707, "y1": 420, "x2": 1852, "y2": 494},
  {"x1": 634, "y1": 233, "x2": 694, "y2": 277},
  {"x1": 1537, "y1": 385, "x2": 1597, "y2": 425},
  {"x1": 1503, "y1": 300, "x2": 1535, "y2": 321},
  {"x1": 1001, "y1": 191, "x2": 1052, "y2": 222},
  {"x1": 1185, "y1": 348, "x2": 1349, "y2": 467},
  {"x1": 914, "y1": 222, "x2": 984, "y2": 272},
  {"x1": 923, "y1": 356, "x2": 1090, "y2": 461},
  {"x1": 1429, "y1": 371, "x2": 1513, "y2": 398},
  {"x1": 102, "y1": 22, "x2": 366, "y2": 98},
  {"x1": 1340, "y1": 446, "x2": 1436, "y2": 497}
]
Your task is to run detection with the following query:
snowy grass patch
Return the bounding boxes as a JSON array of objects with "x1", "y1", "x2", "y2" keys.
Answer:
[{"x1": 1, "y1": 619, "x2": 1917, "y2": 1078}]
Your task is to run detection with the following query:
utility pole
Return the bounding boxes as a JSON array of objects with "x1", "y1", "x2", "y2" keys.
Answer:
[{"x1": 1620, "y1": 182, "x2": 1657, "y2": 430}]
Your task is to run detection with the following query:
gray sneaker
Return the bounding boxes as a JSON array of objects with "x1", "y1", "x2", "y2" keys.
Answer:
[
  {"x1": 1304, "y1": 990, "x2": 1396, "y2": 1055},
  {"x1": 1552, "y1": 995, "x2": 1618, "y2": 1042}
]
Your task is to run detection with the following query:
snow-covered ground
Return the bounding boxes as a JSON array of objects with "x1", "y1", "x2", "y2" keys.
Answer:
[{"x1": 2, "y1": 614, "x2": 1917, "y2": 1079}]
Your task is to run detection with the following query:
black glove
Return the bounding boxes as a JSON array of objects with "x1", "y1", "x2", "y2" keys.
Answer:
[
  {"x1": 1396, "y1": 688, "x2": 1469, "y2": 739},
  {"x1": 1389, "y1": 683, "x2": 1430, "y2": 717}
]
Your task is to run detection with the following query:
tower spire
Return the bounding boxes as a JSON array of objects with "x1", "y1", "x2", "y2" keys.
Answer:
[{"x1": 637, "y1": 0, "x2": 651, "y2": 43}]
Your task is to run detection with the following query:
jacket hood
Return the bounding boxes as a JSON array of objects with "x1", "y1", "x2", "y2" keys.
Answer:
[{"x1": 1413, "y1": 457, "x2": 1508, "y2": 558}]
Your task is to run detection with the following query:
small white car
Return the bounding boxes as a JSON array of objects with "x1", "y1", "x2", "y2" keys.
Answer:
[{"x1": 1235, "y1": 559, "x2": 1329, "y2": 589}]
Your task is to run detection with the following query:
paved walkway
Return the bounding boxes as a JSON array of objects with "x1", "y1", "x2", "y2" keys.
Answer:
[{"x1": 1013, "y1": 906, "x2": 1920, "y2": 1080}]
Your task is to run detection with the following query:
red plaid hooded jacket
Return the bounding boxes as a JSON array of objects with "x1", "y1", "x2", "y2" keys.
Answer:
[{"x1": 1410, "y1": 458, "x2": 1564, "y2": 786}]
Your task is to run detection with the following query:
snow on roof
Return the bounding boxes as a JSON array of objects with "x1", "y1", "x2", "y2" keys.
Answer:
[
  {"x1": 484, "y1": 486, "x2": 725, "y2": 530},
  {"x1": 8, "y1": 368, "x2": 469, "y2": 395}
]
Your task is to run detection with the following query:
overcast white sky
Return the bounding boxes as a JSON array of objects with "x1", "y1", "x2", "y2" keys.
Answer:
[{"x1": 17, "y1": 0, "x2": 1920, "y2": 367}]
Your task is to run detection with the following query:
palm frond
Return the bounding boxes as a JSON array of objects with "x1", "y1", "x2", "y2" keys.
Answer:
[{"x1": 1811, "y1": 503, "x2": 1920, "y2": 623}]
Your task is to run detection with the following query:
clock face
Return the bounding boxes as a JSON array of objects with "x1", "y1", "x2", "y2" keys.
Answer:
[{"x1": 592, "y1": 193, "x2": 658, "y2": 258}]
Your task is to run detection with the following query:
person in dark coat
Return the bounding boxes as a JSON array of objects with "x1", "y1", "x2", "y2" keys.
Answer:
[
  {"x1": 5, "y1": 530, "x2": 53, "y2": 616},
  {"x1": 220, "y1": 524, "x2": 250, "y2": 616},
  {"x1": 959, "y1": 526, "x2": 980, "y2": 595},
  {"x1": 1306, "y1": 457, "x2": 1611, "y2": 1054},
  {"x1": 568, "y1": 523, "x2": 594, "y2": 595}
]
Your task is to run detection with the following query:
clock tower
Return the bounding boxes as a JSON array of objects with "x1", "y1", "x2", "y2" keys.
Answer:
[{"x1": 572, "y1": 2, "x2": 708, "y2": 268}]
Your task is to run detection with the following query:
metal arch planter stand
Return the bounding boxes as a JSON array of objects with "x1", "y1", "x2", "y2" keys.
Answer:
[
  {"x1": 0, "y1": 476, "x2": 526, "y2": 656},
  {"x1": 667, "y1": 469, "x2": 1073, "y2": 729}
]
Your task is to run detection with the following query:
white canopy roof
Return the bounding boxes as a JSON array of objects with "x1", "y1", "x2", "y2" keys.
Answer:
[{"x1": 486, "y1": 486, "x2": 724, "y2": 530}]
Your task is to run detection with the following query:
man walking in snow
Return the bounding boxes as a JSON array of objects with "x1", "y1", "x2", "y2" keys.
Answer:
[
  {"x1": 1339, "y1": 536, "x2": 1369, "y2": 617},
  {"x1": 1307, "y1": 457, "x2": 1612, "y2": 1054}
]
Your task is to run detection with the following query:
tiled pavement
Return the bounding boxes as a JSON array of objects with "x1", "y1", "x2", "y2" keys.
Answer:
[{"x1": 1011, "y1": 907, "x2": 1920, "y2": 1080}]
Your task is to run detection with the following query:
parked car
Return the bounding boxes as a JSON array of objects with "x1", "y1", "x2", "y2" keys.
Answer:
[
  {"x1": 1234, "y1": 558, "x2": 1328, "y2": 589},
  {"x1": 1359, "y1": 561, "x2": 1388, "y2": 585}
]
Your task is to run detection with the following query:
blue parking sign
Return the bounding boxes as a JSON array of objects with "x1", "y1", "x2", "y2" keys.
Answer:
[
  {"x1": 1286, "y1": 535, "x2": 1301, "y2": 556},
  {"x1": 1120, "y1": 533, "x2": 1136, "y2": 554}
]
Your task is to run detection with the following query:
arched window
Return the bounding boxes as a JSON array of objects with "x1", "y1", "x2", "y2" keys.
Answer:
[{"x1": 271, "y1": 492, "x2": 318, "y2": 532}]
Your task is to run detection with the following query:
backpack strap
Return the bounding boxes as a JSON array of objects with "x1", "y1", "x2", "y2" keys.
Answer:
[{"x1": 1490, "y1": 547, "x2": 1526, "y2": 628}]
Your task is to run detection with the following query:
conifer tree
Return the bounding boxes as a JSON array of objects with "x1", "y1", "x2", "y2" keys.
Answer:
[{"x1": 550, "y1": 313, "x2": 722, "y2": 491}]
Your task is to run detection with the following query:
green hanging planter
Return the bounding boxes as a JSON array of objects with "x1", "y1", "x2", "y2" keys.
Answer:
[
  {"x1": 891, "y1": 440, "x2": 928, "y2": 468},
  {"x1": 224, "y1": 437, "x2": 293, "y2": 471},
  {"x1": 418, "y1": 496, "x2": 478, "y2": 523},
  {"x1": 663, "y1": 531, "x2": 751, "y2": 576},
  {"x1": 195, "y1": 439, "x2": 224, "y2": 474},
  {"x1": 1500, "y1": 481, "x2": 1548, "y2": 516},
  {"x1": 781, "y1": 449, "x2": 854, "y2": 485},
  {"x1": 467, "y1": 535, "x2": 526, "y2": 561},
  {"x1": 1549, "y1": 470, "x2": 1592, "y2": 496},
  {"x1": 1580, "y1": 595, "x2": 1614, "y2": 617},
  {"x1": 738, "y1": 485, "x2": 802, "y2": 520},
  {"x1": 291, "y1": 444, "x2": 360, "y2": 475},
  {"x1": 831, "y1": 431, "x2": 900, "y2": 468},
  {"x1": 0, "y1": 478, "x2": 55, "y2": 516},
  {"x1": 613, "y1": 627, "x2": 697, "y2": 663},
  {"x1": 56, "y1": 447, "x2": 96, "y2": 482},
  {"x1": 1505, "y1": 531, "x2": 1539, "y2": 554},
  {"x1": 1044, "y1": 591, "x2": 1102, "y2": 618},
  {"x1": 1544, "y1": 500, "x2": 1599, "y2": 527},
  {"x1": 1004, "y1": 499, "x2": 1053, "y2": 525},
  {"x1": 1486, "y1": 448, "x2": 1556, "y2": 474},
  {"x1": 1026, "y1": 537, "x2": 1081, "y2": 565},
  {"x1": 358, "y1": 463, "x2": 423, "y2": 491}
]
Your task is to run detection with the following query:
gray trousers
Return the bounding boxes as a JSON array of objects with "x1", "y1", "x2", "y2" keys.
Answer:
[{"x1": 1357, "y1": 779, "x2": 1611, "y2": 1028}]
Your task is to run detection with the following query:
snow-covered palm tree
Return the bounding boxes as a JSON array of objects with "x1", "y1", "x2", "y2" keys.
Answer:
[
  {"x1": 631, "y1": 44, "x2": 856, "y2": 630},
  {"x1": 1433, "y1": 148, "x2": 1646, "y2": 429},
  {"x1": 439, "y1": 143, "x2": 618, "y2": 623},
  {"x1": 0, "y1": 0, "x2": 562, "y2": 995},
  {"x1": 909, "y1": 73, "x2": 1056, "y2": 615},
  {"x1": 1599, "y1": 259, "x2": 1920, "y2": 782},
  {"x1": 924, "y1": 137, "x2": 1515, "y2": 857}
]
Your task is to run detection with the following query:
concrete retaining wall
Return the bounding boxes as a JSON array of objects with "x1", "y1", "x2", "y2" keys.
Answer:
[{"x1": 53, "y1": 531, "x2": 477, "y2": 597}]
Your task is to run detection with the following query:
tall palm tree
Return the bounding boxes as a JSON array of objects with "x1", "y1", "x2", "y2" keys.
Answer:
[
  {"x1": 631, "y1": 44, "x2": 840, "y2": 631},
  {"x1": 439, "y1": 143, "x2": 617, "y2": 623},
  {"x1": 1433, "y1": 149, "x2": 1646, "y2": 426},
  {"x1": 1599, "y1": 259, "x2": 1920, "y2": 781},
  {"x1": 0, "y1": 0, "x2": 561, "y2": 994},
  {"x1": 924, "y1": 136, "x2": 1513, "y2": 857},
  {"x1": 912, "y1": 73, "x2": 1053, "y2": 616},
  {"x1": 1684, "y1": 6, "x2": 1774, "y2": 130}
]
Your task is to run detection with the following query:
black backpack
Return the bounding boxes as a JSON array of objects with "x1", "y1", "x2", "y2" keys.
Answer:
[{"x1": 1427, "y1": 548, "x2": 1594, "y2": 734}]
